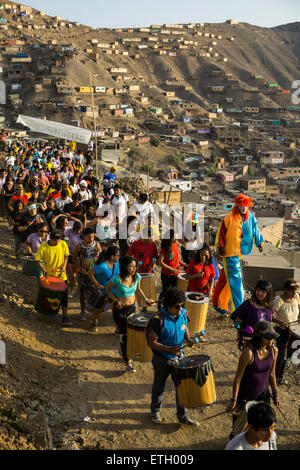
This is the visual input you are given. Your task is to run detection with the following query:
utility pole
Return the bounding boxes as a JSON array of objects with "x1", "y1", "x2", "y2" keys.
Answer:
[{"x1": 89, "y1": 72, "x2": 98, "y2": 178}]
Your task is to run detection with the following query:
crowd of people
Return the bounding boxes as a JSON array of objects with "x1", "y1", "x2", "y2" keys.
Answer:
[{"x1": 0, "y1": 138, "x2": 299, "y2": 449}]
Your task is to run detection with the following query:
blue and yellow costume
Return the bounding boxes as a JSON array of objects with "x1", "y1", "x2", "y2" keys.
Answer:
[{"x1": 212, "y1": 195, "x2": 264, "y2": 314}]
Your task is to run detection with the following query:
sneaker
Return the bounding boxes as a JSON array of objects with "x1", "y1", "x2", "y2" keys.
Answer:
[
  {"x1": 91, "y1": 322, "x2": 98, "y2": 333},
  {"x1": 179, "y1": 417, "x2": 199, "y2": 426},
  {"x1": 79, "y1": 311, "x2": 86, "y2": 321},
  {"x1": 114, "y1": 328, "x2": 121, "y2": 335},
  {"x1": 126, "y1": 361, "x2": 136, "y2": 373},
  {"x1": 62, "y1": 316, "x2": 72, "y2": 326},
  {"x1": 151, "y1": 412, "x2": 163, "y2": 424}
]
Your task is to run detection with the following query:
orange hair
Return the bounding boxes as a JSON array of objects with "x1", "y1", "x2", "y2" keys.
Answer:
[
  {"x1": 234, "y1": 194, "x2": 253, "y2": 207},
  {"x1": 232, "y1": 194, "x2": 253, "y2": 221}
]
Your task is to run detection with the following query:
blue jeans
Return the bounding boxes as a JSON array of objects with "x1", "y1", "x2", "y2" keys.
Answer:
[{"x1": 151, "y1": 353, "x2": 188, "y2": 421}]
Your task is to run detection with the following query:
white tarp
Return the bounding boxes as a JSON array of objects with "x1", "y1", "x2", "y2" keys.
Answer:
[{"x1": 17, "y1": 115, "x2": 92, "y2": 144}]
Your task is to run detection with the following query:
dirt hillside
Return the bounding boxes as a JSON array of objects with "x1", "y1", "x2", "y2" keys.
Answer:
[{"x1": 0, "y1": 219, "x2": 299, "y2": 451}]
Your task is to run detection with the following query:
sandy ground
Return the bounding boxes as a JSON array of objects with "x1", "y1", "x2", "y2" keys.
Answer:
[{"x1": 0, "y1": 219, "x2": 299, "y2": 451}]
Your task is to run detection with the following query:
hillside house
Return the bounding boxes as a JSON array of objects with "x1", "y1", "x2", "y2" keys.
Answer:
[
  {"x1": 217, "y1": 171, "x2": 234, "y2": 183},
  {"x1": 211, "y1": 123, "x2": 240, "y2": 143},
  {"x1": 239, "y1": 176, "x2": 266, "y2": 192}
]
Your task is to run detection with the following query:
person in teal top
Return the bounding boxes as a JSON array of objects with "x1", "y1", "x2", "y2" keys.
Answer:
[
  {"x1": 106, "y1": 256, "x2": 153, "y2": 373},
  {"x1": 88, "y1": 245, "x2": 120, "y2": 332}
]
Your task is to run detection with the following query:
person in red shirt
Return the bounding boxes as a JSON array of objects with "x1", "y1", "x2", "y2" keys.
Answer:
[
  {"x1": 185, "y1": 244, "x2": 215, "y2": 296},
  {"x1": 8, "y1": 184, "x2": 29, "y2": 214},
  {"x1": 127, "y1": 227, "x2": 158, "y2": 274},
  {"x1": 158, "y1": 229, "x2": 187, "y2": 297}
]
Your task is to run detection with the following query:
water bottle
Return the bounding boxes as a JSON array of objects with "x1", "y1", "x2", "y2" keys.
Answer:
[
  {"x1": 200, "y1": 329, "x2": 206, "y2": 337},
  {"x1": 194, "y1": 337, "x2": 200, "y2": 344}
]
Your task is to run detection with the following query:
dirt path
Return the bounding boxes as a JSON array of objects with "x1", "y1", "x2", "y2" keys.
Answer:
[{"x1": 0, "y1": 219, "x2": 299, "y2": 451}]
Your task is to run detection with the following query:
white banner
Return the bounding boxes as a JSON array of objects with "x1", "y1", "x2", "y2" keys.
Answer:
[{"x1": 17, "y1": 115, "x2": 92, "y2": 144}]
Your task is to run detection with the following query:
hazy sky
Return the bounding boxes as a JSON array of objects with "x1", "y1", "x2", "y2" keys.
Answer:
[{"x1": 16, "y1": 0, "x2": 300, "y2": 29}]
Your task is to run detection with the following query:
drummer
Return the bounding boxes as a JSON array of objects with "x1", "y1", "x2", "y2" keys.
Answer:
[
  {"x1": 35, "y1": 229, "x2": 71, "y2": 325},
  {"x1": 158, "y1": 229, "x2": 187, "y2": 300},
  {"x1": 272, "y1": 279, "x2": 300, "y2": 385},
  {"x1": 106, "y1": 256, "x2": 153, "y2": 373},
  {"x1": 88, "y1": 245, "x2": 121, "y2": 332},
  {"x1": 147, "y1": 287, "x2": 199, "y2": 426},
  {"x1": 185, "y1": 244, "x2": 216, "y2": 297},
  {"x1": 127, "y1": 227, "x2": 158, "y2": 274}
]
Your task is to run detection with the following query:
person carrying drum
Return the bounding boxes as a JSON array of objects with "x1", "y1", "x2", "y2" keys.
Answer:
[
  {"x1": 226, "y1": 320, "x2": 280, "y2": 440},
  {"x1": 106, "y1": 256, "x2": 153, "y2": 373},
  {"x1": 35, "y1": 229, "x2": 71, "y2": 325},
  {"x1": 272, "y1": 279, "x2": 300, "y2": 385},
  {"x1": 88, "y1": 245, "x2": 121, "y2": 332},
  {"x1": 147, "y1": 287, "x2": 199, "y2": 426},
  {"x1": 185, "y1": 244, "x2": 215, "y2": 297},
  {"x1": 127, "y1": 227, "x2": 158, "y2": 274},
  {"x1": 157, "y1": 229, "x2": 187, "y2": 305},
  {"x1": 225, "y1": 401, "x2": 277, "y2": 450}
]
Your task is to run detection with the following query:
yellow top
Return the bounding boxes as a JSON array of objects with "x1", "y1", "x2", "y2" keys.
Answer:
[{"x1": 36, "y1": 241, "x2": 69, "y2": 281}]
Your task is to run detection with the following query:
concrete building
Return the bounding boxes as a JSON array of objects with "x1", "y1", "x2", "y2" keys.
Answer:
[{"x1": 239, "y1": 176, "x2": 266, "y2": 192}]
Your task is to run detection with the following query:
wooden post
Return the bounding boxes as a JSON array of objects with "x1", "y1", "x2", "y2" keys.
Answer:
[{"x1": 89, "y1": 72, "x2": 98, "y2": 178}]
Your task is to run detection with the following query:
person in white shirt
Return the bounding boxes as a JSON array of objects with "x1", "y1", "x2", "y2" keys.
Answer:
[
  {"x1": 178, "y1": 216, "x2": 204, "y2": 264},
  {"x1": 225, "y1": 402, "x2": 277, "y2": 450},
  {"x1": 129, "y1": 193, "x2": 154, "y2": 224},
  {"x1": 0, "y1": 168, "x2": 7, "y2": 190},
  {"x1": 78, "y1": 180, "x2": 92, "y2": 202},
  {"x1": 5, "y1": 153, "x2": 15, "y2": 168},
  {"x1": 56, "y1": 190, "x2": 72, "y2": 211},
  {"x1": 110, "y1": 184, "x2": 129, "y2": 223},
  {"x1": 272, "y1": 278, "x2": 300, "y2": 385}
]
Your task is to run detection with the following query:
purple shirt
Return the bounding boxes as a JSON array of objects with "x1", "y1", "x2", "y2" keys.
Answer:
[
  {"x1": 238, "y1": 346, "x2": 274, "y2": 401},
  {"x1": 231, "y1": 299, "x2": 273, "y2": 338},
  {"x1": 65, "y1": 228, "x2": 81, "y2": 253},
  {"x1": 27, "y1": 233, "x2": 50, "y2": 254}
]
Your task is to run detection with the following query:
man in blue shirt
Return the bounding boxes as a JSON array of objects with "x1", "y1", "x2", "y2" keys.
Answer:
[
  {"x1": 147, "y1": 288, "x2": 199, "y2": 426},
  {"x1": 103, "y1": 166, "x2": 117, "y2": 196}
]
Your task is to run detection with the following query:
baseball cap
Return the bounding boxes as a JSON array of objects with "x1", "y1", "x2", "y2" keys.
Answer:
[
  {"x1": 80, "y1": 180, "x2": 88, "y2": 187},
  {"x1": 27, "y1": 204, "x2": 37, "y2": 211},
  {"x1": 253, "y1": 321, "x2": 279, "y2": 340}
]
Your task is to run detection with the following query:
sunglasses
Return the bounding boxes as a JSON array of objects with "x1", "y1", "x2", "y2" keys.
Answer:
[{"x1": 172, "y1": 303, "x2": 184, "y2": 310}]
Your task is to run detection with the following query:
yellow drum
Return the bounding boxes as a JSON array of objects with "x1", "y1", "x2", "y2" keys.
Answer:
[
  {"x1": 177, "y1": 273, "x2": 188, "y2": 292},
  {"x1": 185, "y1": 292, "x2": 209, "y2": 334},
  {"x1": 136, "y1": 273, "x2": 156, "y2": 308},
  {"x1": 171, "y1": 355, "x2": 216, "y2": 408},
  {"x1": 127, "y1": 312, "x2": 154, "y2": 362}
]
